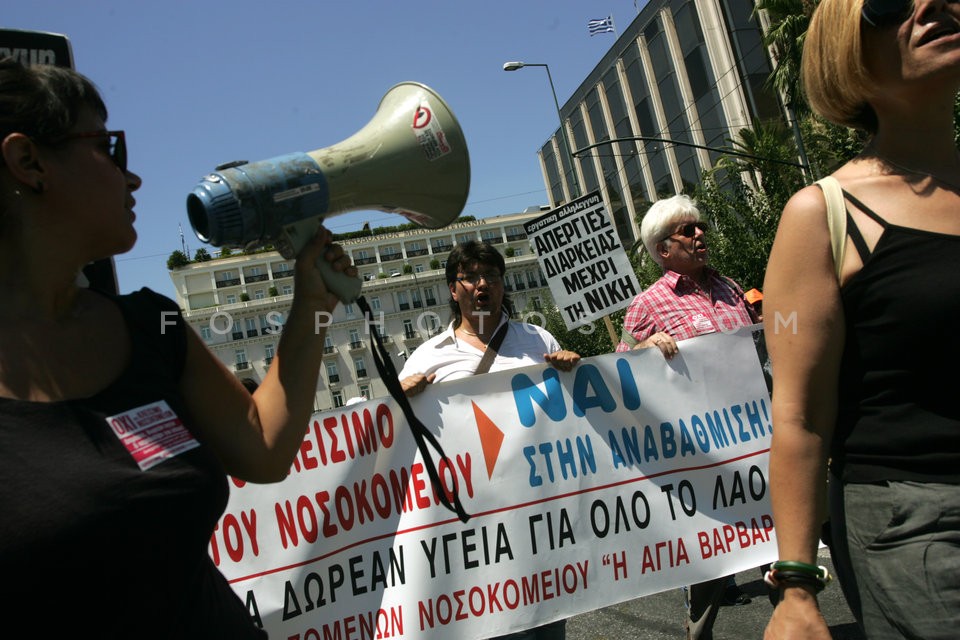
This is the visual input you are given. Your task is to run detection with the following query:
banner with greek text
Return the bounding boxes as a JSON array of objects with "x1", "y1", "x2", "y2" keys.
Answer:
[
  {"x1": 523, "y1": 191, "x2": 641, "y2": 330},
  {"x1": 211, "y1": 326, "x2": 777, "y2": 639}
]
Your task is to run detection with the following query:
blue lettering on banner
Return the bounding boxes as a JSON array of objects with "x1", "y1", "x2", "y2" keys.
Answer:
[{"x1": 510, "y1": 359, "x2": 644, "y2": 428}]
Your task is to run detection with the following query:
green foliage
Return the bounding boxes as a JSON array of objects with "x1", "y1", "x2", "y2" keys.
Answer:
[
  {"x1": 268, "y1": 286, "x2": 279, "y2": 297},
  {"x1": 220, "y1": 247, "x2": 233, "y2": 257},
  {"x1": 402, "y1": 264, "x2": 413, "y2": 274},
  {"x1": 240, "y1": 292, "x2": 250, "y2": 302},
  {"x1": 504, "y1": 246, "x2": 516, "y2": 258},
  {"x1": 521, "y1": 293, "x2": 623, "y2": 358},
  {"x1": 194, "y1": 247, "x2": 212, "y2": 262},
  {"x1": 430, "y1": 258, "x2": 441, "y2": 270},
  {"x1": 166, "y1": 250, "x2": 189, "y2": 270}
]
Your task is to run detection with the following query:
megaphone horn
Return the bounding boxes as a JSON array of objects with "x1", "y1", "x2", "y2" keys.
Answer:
[{"x1": 186, "y1": 81, "x2": 470, "y2": 302}]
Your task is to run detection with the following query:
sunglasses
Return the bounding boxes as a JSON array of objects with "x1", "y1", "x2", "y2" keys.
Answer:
[
  {"x1": 663, "y1": 221, "x2": 708, "y2": 242},
  {"x1": 861, "y1": 0, "x2": 913, "y2": 27},
  {"x1": 58, "y1": 130, "x2": 127, "y2": 172}
]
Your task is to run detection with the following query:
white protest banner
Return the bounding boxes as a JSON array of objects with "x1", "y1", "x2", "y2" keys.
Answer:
[
  {"x1": 211, "y1": 326, "x2": 776, "y2": 639},
  {"x1": 523, "y1": 191, "x2": 641, "y2": 330}
]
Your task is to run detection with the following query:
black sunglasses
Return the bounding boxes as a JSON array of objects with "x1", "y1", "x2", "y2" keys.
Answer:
[
  {"x1": 58, "y1": 130, "x2": 127, "y2": 172},
  {"x1": 862, "y1": 0, "x2": 913, "y2": 27},
  {"x1": 663, "y1": 221, "x2": 708, "y2": 241}
]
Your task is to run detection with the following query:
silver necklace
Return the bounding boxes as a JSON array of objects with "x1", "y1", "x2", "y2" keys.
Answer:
[{"x1": 874, "y1": 152, "x2": 960, "y2": 191}]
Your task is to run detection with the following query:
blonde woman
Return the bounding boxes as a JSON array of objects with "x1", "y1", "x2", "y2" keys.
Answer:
[{"x1": 762, "y1": 0, "x2": 960, "y2": 637}]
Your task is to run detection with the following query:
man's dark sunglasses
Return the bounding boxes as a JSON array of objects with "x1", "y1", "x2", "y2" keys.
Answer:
[
  {"x1": 59, "y1": 130, "x2": 127, "y2": 172},
  {"x1": 664, "y1": 221, "x2": 708, "y2": 241},
  {"x1": 862, "y1": 0, "x2": 913, "y2": 27}
]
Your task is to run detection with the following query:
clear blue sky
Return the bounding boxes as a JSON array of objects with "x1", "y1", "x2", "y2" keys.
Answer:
[{"x1": 5, "y1": 0, "x2": 643, "y2": 297}]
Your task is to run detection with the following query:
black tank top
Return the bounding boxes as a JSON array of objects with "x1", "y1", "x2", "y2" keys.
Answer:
[{"x1": 832, "y1": 190, "x2": 960, "y2": 483}]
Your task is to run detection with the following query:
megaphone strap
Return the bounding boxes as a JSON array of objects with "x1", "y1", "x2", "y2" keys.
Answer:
[{"x1": 357, "y1": 296, "x2": 471, "y2": 523}]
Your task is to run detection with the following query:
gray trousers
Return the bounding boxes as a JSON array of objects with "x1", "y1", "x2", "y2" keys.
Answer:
[
  {"x1": 495, "y1": 619, "x2": 566, "y2": 640},
  {"x1": 830, "y1": 478, "x2": 960, "y2": 640},
  {"x1": 684, "y1": 576, "x2": 730, "y2": 640}
]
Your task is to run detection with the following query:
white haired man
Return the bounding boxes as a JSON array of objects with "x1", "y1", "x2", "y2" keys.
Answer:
[{"x1": 617, "y1": 194, "x2": 759, "y2": 640}]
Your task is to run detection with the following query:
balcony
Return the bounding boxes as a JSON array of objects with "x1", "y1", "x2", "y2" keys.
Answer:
[
  {"x1": 272, "y1": 269, "x2": 294, "y2": 278},
  {"x1": 348, "y1": 340, "x2": 365, "y2": 351},
  {"x1": 264, "y1": 356, "x2": 274, "y2": 365},
  {"x1": 399, "y1": 303, "x2": 410, "y2": 311},
  {"x1": 425, "y1": 297, "x2": 438, "y2": 307},
  {"x1": 481, "y1": 237, "x2": 503, "y2": 245},
  {"x1": 406, "y1": 248, "x2": 429, "y2": 257},
  {"x1": 506, "y1": 233, "x2": 527, "y2": 241},
  {"x1": 328, "y1": 374, "x2": 340, "y2": 384},
  {"x1": 403, "y1": 330, "x2": 420, "y2": 343},
  {"x1": 246, "y1": 329, "x2": 258, "y2": 338},
  {"x1": 235, "y1": 361, "x2": 250, "y2": 371},
  {"x1": 412, "y1": 300, "x2": 423, "y2": 309},
  {"x1": 245, "y1": 274, "x2": 269, "y2": 283},
  {"x1": 356, "y1": 369, "x2": 369, "y2": 379},
  {"x1": 216, "y1": 278, "x2": 241, "y2": 288},
  {"x1": 379, "y1": 252, "x2": 402, "y2": 262},
  {"x1": 232, "y1": 332, "x2": 244, "y2": 341},
  {"x1": 323, "y1": 344, "x2": 337, "y2": 355},
  {"x1": 432, "y1": 242, "x2": 452, "y2": 253},
  {"x1": 353, "y1": 256, "x2": 377, "y2": 266}
]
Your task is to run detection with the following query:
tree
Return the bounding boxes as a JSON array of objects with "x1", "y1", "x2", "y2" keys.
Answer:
[
  {"x1": 194, "y1": 247, "x2": 212, "y2": 262},
  {"x1": 268, "y1": 286, "x2": 279, "y2": 297},
  {"x1": 430, "y1": 258, "x2": 441, "y2": 270},
  {"x1": 166, "y1": 250, "x2": 189, "y2": 270},
  {"x1": 520, "y1": 293, "x2": 623, "y2": 358}
]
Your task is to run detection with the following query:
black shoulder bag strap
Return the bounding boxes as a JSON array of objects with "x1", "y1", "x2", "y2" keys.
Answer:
[{"x1": 474, "y1": 320, "x2": 509, "y2": 376}]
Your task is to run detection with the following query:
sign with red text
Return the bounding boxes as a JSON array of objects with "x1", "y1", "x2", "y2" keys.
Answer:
[
  {"x1": 211, "y1": 326, "x2": 776, "y2": 639},
  {"x1": 524, "y1": 191, "x2": 641, "y2": 330}
]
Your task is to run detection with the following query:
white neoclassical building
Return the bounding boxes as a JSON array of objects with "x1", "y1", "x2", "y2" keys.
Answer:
[{"x1": 168, "y1": 209, "x2": 553, "y2": 411}]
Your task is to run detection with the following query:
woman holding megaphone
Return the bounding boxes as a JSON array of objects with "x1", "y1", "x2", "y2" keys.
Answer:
[{"x1": 0, "y1": 58, "x2": 356, "y2": 637}]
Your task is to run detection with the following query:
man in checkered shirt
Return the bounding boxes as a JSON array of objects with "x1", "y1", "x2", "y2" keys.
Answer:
[{"x1": 616, "y1": 194, "x2": 760, "y2": 640}]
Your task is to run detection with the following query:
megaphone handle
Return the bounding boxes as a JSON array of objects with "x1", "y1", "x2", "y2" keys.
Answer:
[
  {"x1": 278, "y1": 219, "x2": 362, "y2": 304},
  {"x1": 314, "y1": 255, "x2": 362, "y2": 304}
]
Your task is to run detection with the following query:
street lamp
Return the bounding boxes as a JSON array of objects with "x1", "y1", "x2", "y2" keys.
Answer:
[{"x1": 503, "y1": 61, "x2": 580, "y2": 199}]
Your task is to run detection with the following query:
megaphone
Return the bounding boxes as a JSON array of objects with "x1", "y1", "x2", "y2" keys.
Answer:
[{"x1": 186, "y1": 81, "x2": 470, "y2": 302}]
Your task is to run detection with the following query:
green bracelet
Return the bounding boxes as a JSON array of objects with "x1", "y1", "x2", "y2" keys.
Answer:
[{"x1": 771, "y1": 560, "x2": 833, "y2": 584}]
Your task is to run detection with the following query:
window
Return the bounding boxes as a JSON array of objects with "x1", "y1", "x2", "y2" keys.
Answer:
[
  {"x1": 332, "y1": 391, "x2": 344, "y2": 408},
  {"x1": 200, "y1": 326, "x2": 212, "y2": 341},
  {"x1": 225, "y1": 294, "x2": 237, "y2": 304},
  {"x1": 424, "y1": 286, "x2": 437, "y2": 306},
  {"x1": 370, "y1": 296, "x2": 381, "y2": 311},
  {"x1": 235, "y1": 349, "x2": 248, "y2": 370},
  {"x1": 397, "y1": 291, "x2": 409, "y2": 311},
  {"x1": 254, "y1": 289, "x2": 265, "y2": 300},
  {"x1": 264, "y1": 344, "x2": 275, "y2": 365},
  {"x1": 349, "y1": 329, "x2": 362, "y2": 348},
  {"x1": 358, "y1": 384, "x2": 370, "y2": 399},
  {"x1": 281, "y1": 284, "x2": 293, "y2": 295},
  {"x1": 403, "y1": 318, "x2": 416, "y2": 338},
  {"x1": 414, "y1": 264, "x2": 424, "y2": 273},
  {"x1": 324, "y1": 335, "x2": 335, "y2": 354},
  {"x1": 326, "y1": 361, "x2": 340, "y2": 384},
  {"x1": 456, "y1": 232, "x2": 474, "y2": 244},
  {"x1": 411, "y1": 289, "x2": 422, "y2": 308},
  {"x1": 354, "y1": 357, "x2": 368, "y2": 378},
  {"x1": 344, "y1": 303, "x2": 355, "y2": 318},
  {"x1": 481, "y1": 229, "x2": 501, "y2": 243}
]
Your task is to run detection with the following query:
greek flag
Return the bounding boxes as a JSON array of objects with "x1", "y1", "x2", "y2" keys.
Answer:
[{"x1": 588, "y1": 16, "x2": 615, "y2": 36}]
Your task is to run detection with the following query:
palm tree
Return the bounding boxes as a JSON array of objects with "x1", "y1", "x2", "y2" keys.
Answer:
[{"x1": 754, "y1": 0, "x2": 816, "y2": 119}]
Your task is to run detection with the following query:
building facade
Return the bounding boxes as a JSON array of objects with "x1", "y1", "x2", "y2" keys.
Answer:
[
  {"x1": 168, "y1": 211, "x2": 552, "y2": 411},
  {"x1": 537, "y1": 0, "x2": 782, "y2": 247}
]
